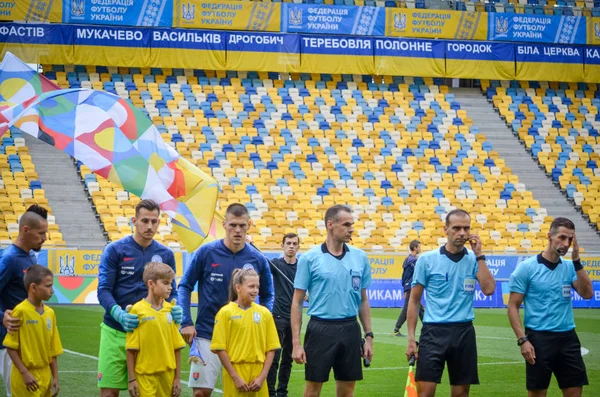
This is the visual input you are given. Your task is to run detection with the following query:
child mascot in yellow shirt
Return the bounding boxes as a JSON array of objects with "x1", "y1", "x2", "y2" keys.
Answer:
[
  {"x1": 211, "y1": 268, "x2": 281, "y2": 397},
  {"x1": 126, "y1": 262, "x2": 186, "y2": 397},
  {"x1": 4, "y1": 265, "x2": 63, "y2": 397}
]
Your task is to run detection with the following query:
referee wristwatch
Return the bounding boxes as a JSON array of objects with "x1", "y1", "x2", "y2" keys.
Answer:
[
  {"x1": 517, "y1": 336, "x2": 529, "y2": 346},
  {"x1": 364, "y1": 332, "x2": 374, "y2": 339}
]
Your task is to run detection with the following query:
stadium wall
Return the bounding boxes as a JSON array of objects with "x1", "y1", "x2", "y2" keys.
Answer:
[{"x1": 2, "y1": 248, "x2": 598, "y2": 308}]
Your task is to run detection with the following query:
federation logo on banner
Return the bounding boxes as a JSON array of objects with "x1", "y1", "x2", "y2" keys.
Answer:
[
  {"x1": 182, "y1": 2, "x2": 195, "y2": 21},
  {"x1": 494, "y1": 16, "x2": 509, "y2": 37},
  {"x1": 289, "y1": 7, "x2": 302, "y2": 26},
  {"x1": 595, "y1": 22, "x2": 600, "y2": 40},
  {"x1": 393, "y1": 12, "x2": 407, "y2": 33},
  {"x1": 71, "y1": 0, "x2": 85, "y2": 17}
]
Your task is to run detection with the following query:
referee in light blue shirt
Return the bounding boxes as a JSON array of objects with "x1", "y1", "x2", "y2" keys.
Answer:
[
  {"x1": 291, "y1": 205, "x2": 373, "y2": 397},
  {"x1": 508, "y1": 217, "x2": 593, "y2": 397},
  {"x1": 405, "y1": 209, "x2": 496, "y2": 397}
]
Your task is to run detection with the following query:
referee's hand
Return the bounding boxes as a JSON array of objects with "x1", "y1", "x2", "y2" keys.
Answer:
[
  {"x1": 406, "y1": 340, "x2": 418, "y2": 362},
  {"x1": 520, "y1": 340, "x2": 536, "y2": 365},
  {"x1": 292, "y1": 343, "x2": 306, "y2": 364}
]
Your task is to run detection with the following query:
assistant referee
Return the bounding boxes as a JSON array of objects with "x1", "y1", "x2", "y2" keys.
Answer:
[
  {"x1": 507, "y1": 217, "x2": 593, "y2": 397},
  {"x1": 291, "y1": 204, "x2": 373, "y2": 397},
  {"x1": 405, "y1": 209, "x2": 496, "y2": 397}
]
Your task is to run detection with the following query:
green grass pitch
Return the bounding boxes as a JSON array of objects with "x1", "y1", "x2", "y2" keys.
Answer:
[{"x1": 0, "y1": 307, "x2": 597, "y2": 396}]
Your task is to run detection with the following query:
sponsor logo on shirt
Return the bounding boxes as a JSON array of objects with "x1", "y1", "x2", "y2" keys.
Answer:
[
  {"x1": 211, "y1": 263, "x2": 221, "y2": 268},
  {"x1": 210, "y1": 273, "x2": 223, "y2": 283},
  {"x1": 151, "y1": 255, "x2": 163, "y2": 263},
  {"x1": 25, "y1": 319, "x2": 39, "y2": 325},
  {"x1": 142, "y1": 316, "x2": 155, "y2": 323},
  {"x1": 121, "y1": 265, "x2": 135, "y2": 276},
  {"x1": 231, "y1": 315, "x2": 242, "y2": 320},
  {"x1": 123, "y1": 257, "x2": 134, "y2": 262}
]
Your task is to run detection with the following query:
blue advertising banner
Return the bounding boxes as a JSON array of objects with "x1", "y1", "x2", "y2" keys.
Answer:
[
  {"x1": 516, "y1": 43, "x2": 584, "y2": 82},
  {"x1": 150, "y1": 28, "x2": 226, "y2": 69},
  {"x1": 63, "y1": 0, "x2": 173, "y2": 27},
  {"x1": 374, "y1": 37, "x2": 445, "y2": 77},
  {"x1": 584, "y1": 46, "x2": 600, "y2": 83},
  {"x1": 488, "y1": 13, "x2": 586, "y2": 45},
  {"x1": 300, "y1": 35, "x2": 374, "y2": 74},
  {"x1": 0, "y1": 22, "x2": 74, "y2": 64},
  {"x1": 368, "y1": 280, "x2": 600, "y2": 308},
  {"x1": 73, "y1": 25, "x2": 152, "y2": 66},
  {"x1": 226, "y1": 31, "x2": 300, "y2": 72},
  {"x1": 281, "y1": 4, "x2": 385, "y2": 36},
  {"x1": 445, "y1": 41, "x2": 515, "y2": 80}
]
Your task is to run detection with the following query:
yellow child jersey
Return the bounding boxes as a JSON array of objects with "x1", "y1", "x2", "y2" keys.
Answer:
[
  {"x1": 210, "y1": 302, "x2": 280, "y2": 364},
  {"x1": 126, "y1": 299, "x2": 186, "y2": 375},
  {"x1": 3, "y1": 299, "x2": 63, "y2": 368}
]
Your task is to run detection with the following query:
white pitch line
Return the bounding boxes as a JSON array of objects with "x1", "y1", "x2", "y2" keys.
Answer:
[{"x1": 64, "y1": 349, "x2": 99, "y2": 361}]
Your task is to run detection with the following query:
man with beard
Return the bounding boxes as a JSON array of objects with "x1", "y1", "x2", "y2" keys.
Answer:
[
  {"x1": 508, "y1": 217, "x2": 593, "y2": 397},
  {"x1": 405, "y1": 209, "x2": 495, "y2": 397},
  {"x1": 0, "y1": 204, "x2": 48, "y2": 397},
  {"x1": 267, "y1": 233, "x2": 300, "y2": 397},
  {"x1": 178, "y1": 203, "x2": 274, "y2": 397},
  {"x1": 97, "y1": 199, "x2": 181, "y2": 397}
]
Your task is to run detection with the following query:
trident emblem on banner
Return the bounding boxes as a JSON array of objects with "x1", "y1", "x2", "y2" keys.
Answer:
[
  {"x1": 72, "y1": 0, "x2": 85, "y2": 17},
  {"x1": 182, "y1": 3, "x2": 195, "y2": 21},
  {"x1": 394, "y1": 12, "x2": 407, "y2": 32}
]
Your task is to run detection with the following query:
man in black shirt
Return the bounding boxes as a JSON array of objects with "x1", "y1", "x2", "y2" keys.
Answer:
[
  {"x1": 267, "y1": 232, "x2": 300, "y2": 397},
  {"x1": 393, "y1": 240, "x2": 424, "y2": 336}
]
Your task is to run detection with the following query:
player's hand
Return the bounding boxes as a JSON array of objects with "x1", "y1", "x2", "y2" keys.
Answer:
[
  {"x1": 468, "y1": 234, "x2": 483, "y2": 257},
  {"x1": 406, "y1": 339, "x2": 418, "y2": 362},
  {"x1": 520, "y1": 340, "x2": 536, "y2": 365},
  {"x1": 3, "y1": 310, "x2": 20, "y2": 332},
  {"x1": 363, "y1": 337, "x2": 374, "y2": 362},
  {"x1": 23, "y1": 371, "x2": 39, "y2": 392},
  {"x1": 232, "y1": 374, "x2": 250, "y2": 392},
  {"x1": 245, "y1": 235, "x2": 253, "y2": 244},
  {"x1": 180, "y1": 325, "x2": 197, "y2": 345},
  {"x1": 292, "y1": 343, "x2": 306, "y2": 364},
  {"x1": 571, "y1": 234, "x2": 580, "y2": 261},
  {"x1": 128, "y1": 379, "x2": 139, "y2": 397},
  {"x1": 51, "y1": 377, "x2": 59, "y2": 397},
  {"x1": 248, "y1": 375, "x2": 266, "y2": 392},
  {"x1": 111, "y1": 305, "x2": 139, "y2": 332},
  {"x1": 170, "y1": 300, "x2": 183, "y2": 325},
  {"x1": 172, "y1": 377, "x2": 182, "y2": 397}
]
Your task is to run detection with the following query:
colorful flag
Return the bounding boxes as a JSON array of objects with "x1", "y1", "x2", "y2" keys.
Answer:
[
  {"x1": 0, "y1": 52, "x2": 218, "y2": 251},
  {"x1": 404, "y1": 356, "x2": 417, "y2": 397}
]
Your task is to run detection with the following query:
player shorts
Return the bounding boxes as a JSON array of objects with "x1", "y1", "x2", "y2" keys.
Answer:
[
  {"x1": 416, "y1": 321, "x2": 479, "y2": 385},
  {"x1": 137, "y1": 370, "x2": 175, "y2": 397},
  {"x1": 304, "y1": 316, "x2": 362, "y2": 383},
  {"x1": 97, "y1": 322, "x2": 128, "y2": 390},
  {"x1": 0, "y1": 348, "x2": 13, "y2": 397},
  {"x1": 188, "y1": 337, "x2": 222, "y2": 389},
  {"x1": 11, "y1": 366, "x2": 51, "y2": 397},
  {"x1": 525, "y1": 328, "x2": 588, "y2": 391},
  {"x1": 223, "y1": 362, "x2": 267, "y2": 397}
]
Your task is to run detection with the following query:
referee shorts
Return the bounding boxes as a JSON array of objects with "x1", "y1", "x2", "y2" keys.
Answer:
[
  {"x1": 416, "y1": 322, "x2": 479, "y2": 385},
  {"x1": 304, "y1": 316, "x2": 362, "y2": 383},
  {"x1": 526, "y1": 329, "x2": 588, "y2": 391}
]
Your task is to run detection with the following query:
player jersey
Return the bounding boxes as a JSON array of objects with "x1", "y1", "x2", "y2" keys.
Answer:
[
  {"x1": 210, "y1": 301, "x2": 280, "y2": 364},
  {"x1": 3, "y1": 299, "x2": 63, "y2": 369},
  {"x1": 0, "y1": 244, "x2": 36, "y2": 347},
  {"x1": 97, "y1": 236, "x2": 176, "y2": 332},
  {"x1": 270, "y1": 257, "x2": 297, "y2": 319},
  {"x1": 125, "y1": 299, "x2": 186, "y2": 375},
  {"x1": 178, "y1": 239, "x2": 274, "y2": 340},
  {"x1": 412, "y1": 246, "x2": 479, "y2": 324},
  {"x1": 294, "y1": 243, "x2": 372, "y2": 320},
  {"x1": 509, "y1": 254, "x2": 578, "y2": 332}
]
